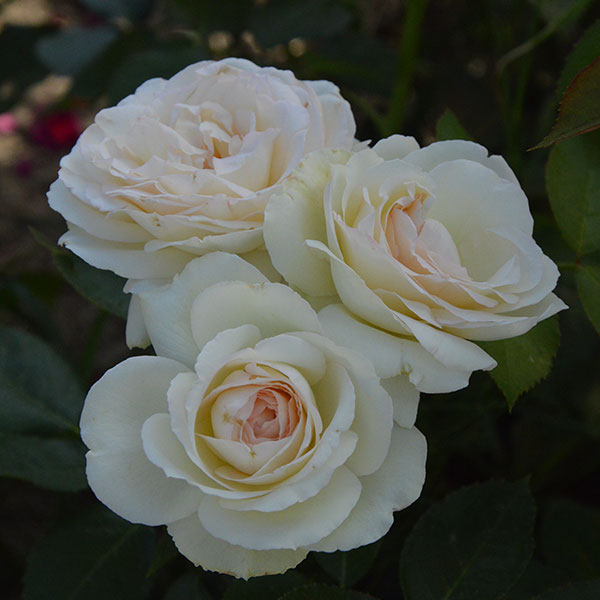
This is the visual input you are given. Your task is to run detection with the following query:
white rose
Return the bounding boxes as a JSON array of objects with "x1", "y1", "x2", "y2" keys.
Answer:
[
  {"x1": 48, "y1": 58, "x2": 355, "y2": 283},
  {"x1": 264, "y1": 136, "x2": 567, "y2": 392},
  {"x1": 80, "y1": 252, "x2": 426, "y2": 579}
]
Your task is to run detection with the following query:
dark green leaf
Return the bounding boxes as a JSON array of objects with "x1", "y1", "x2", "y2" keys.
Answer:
[
  {"x1": 249, "y1": 0, "x2": 352, "y2": 47},
  {"x1": 80, "y1": 0, "x2": 154, "y2": 21},
  {"x1": 53, "y1": 249, "x2": 130, "y2": 319},
  {"x1": 23, "y1": 506, "x2": 154, "y2": 600},
  {"x1": 224, "y1": 572, "x2": 306, "y2": 600},
  {"x1": 535, "y1": 580, "x2": 600, "y2": 600},
  {"x1": 0, "y1": 325, "x2": 83, "y2": 435},
  {"x1": 400, "y1": 480, "x2": 536, "y2": 600},
  {"x1": 108, "y1": 45, "x2": 209, "y2": 104},
  {"x1": 557, "y1": 19, "x2": 600, "y2": 97},
  {"x1": 35, "y1": 26, "x2": 118, "y2": 76},
  {"x1": 435, "y1": 109, "x2": 472, "y2": 141},
  {"x1": 479, "y1": 317, "x2": 561, "y2": 409},
  {"x1": 576, "y1": 258, "x2": 600, "y2": 334},
  {"x1": 279, "y1": 586, "x2": 375, "y2": 600},
  {"x1": 169, "y1": 0, "x2": 254, "y2": 34},
  {"x1": 546, "y1": 130, "x2": 600, "y2": 255},
  {"x1": 0, "y1": 432, "x2": 86, "y2": 491},
  {"x1": 32, "y1": 228, "x2": 129, "y2": 318},
  {"x1": 534, "y1": 56, "x2": 600, "y2": 148},
  {"x1": 502, "y1": 559, "x2": 567, "y2": 599},
  {"x1": 314, "y1": 541, "x2": 381, "y2": 587},
  {"x1": 163, "y1": 571, "x2": 211, "y2": 600},
  {"x1": 147, "y1": 532, "x2": 179, "y2": 577},
  {"x1": 541, "y1": 500, "x2": 600, "y2": 580}
]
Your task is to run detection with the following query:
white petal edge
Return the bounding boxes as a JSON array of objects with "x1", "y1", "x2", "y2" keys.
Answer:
[
  {"x1": 197, "y1": 465, "x2": 362, "y2": 550},
  {"x1": 80, "y1": 356, "x2": 202, "y2": 525},
  {"x1": 139, "y1": 253, "x2": 268, "y2": 367},
  {"x1": 168, "y1": 513, "x2": 308, "y2": 579},
  {"x1": 310, "y1": 425, "x2": 427, "y2": 552}
]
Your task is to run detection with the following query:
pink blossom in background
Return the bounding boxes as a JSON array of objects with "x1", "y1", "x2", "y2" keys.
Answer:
[{"x1": 0, "y1": 113, "x2": 18, "y2": 135}]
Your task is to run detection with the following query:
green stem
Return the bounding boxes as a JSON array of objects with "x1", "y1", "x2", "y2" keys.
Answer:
[
  {"x1": 496, "y1": 0, "x2": 595, "y2": 76},
  {"x1": 384, "y1": 0, "x2": 429, "y2": 135}
]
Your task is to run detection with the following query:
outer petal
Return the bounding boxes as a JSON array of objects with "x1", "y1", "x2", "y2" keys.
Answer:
[
  {"x1": 60, "y1": 226, "x2": 190, "y2": 279},
  {"x1": 264, "y1": 149, "x2": 351, "y2": 297},
  {"x1": 139, "y1": 253, "x2": 268, "y2": 367},
  {"x1": 402, "y1": 139, "x2": 519, "y2": 183},
  {"x1": 48, "y1": 180, "x2": 150, "y2": 243},
  {"x1": 190, "y1": 281, "x2": 323, "y2": 351},
  {"x1": 310, "y1": 425, "x2": 426, "y2": 552},
  {"x1": 80, "y1": 357, "x2": 202, "y2": 525},
  {"x1": 168, "y1": 513, "x2": 308, "y2": 579},
  {"x1": 125, "y1": 294, "x2": 150, "y2": 349},
  {"x1": 372, "y1": 135, "x2": 420, "y2": 160},
  {"x1": 381, "y1": 375, "x2": 420, "y2": 429},
  {"x1": 197, "y1": 466, "x2": 361, "y2": 550}
]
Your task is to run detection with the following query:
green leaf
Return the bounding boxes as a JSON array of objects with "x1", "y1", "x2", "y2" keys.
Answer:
[
  {"x1": 576, "y1": 258, "x2": 600, "y2": 334},
  {"x1": 23, "y1": 506, "x2": 154, "y2": 600},
  {"x1": 279, "y1": 586, "x2": 376, "y2": 600},
  {"x1": 108, "y1": 45, "x2": 209, "y2": 104},
  {"x1": 502, "y1": 559, "x2": 567, "y2": 599},
  {"x1": 399, "y1": 480, "x2": 536, "y2": 600},
  {"x1": 224, "y1": 572, "x2": 306, "y2": 600},
  {"x1": 80, "y1": 0, "x2": 154, "y2": 21},
  {"x1": 541, "y1": 500, "x2": 600, "y2": 580},
  {"x1": 53, "y1": 249, "x2": 129, "y2": 319},
  {"x1": 147, "y1": 532, "x2": 179, "y2": 577},
  {"x1": 0, "y1": 326, "x2": 86, "y2": 490},
  {"x1": 163, "y1": 571, "x2": 212, "y2": 600},
  {"x1": 546, "y1": 130, "x2": 600, "y2": 255},
  {"x1": 0, "y1": 432, "x2": 86, "y2": 491},
  {"x1": 435, "y1": 109, "x2": 472, "y2": 141},
  {"x1": 31, "y1": 227, "x2": 129, "y2": 318},
  {"x1": 534, "y1": 56, "x2": 600, "y2": 148},
  {"x1": 35, "y1": 26, "x2": 118, "y2": 76},
  {"x1": 249, "y1": 0, "x2": 352, "y2": 47},
  {"x1": 479, "y1": 317, "x2": 561, "y2": 409},
  {"x1": 0, "y1": 325, "x2": 83, "y2": 435},
  {"x1": 535, "y1": 580, "x2": 600, "y2": 600},
  {"x1": 314, "y1": 541, "x2": 381, "y2": 587},
  {"x1": 557, "y1": 19, "x2": 600, "y2": 97}
]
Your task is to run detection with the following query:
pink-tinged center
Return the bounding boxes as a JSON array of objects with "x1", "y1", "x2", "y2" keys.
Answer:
[{"x1": 210, "y1": 378, "x2": 302, "y2": 446}]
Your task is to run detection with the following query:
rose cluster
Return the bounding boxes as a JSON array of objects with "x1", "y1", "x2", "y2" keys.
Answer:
[{"x1": 49, "y1": 58, "x2": 565, "y2": 579}]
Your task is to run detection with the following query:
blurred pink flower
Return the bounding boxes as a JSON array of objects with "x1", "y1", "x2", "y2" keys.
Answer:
[{"x1": 0, "y1": 113, "x2": 18, "y2": 135}]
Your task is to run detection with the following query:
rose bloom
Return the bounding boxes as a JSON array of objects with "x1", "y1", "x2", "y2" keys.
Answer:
[
  {"x1": 264, "y1": 136, "x2": 567, "y2": 390},
  {"x1": 48, "y1": 58, "x2": 355, "y2": 285},
  {"x1": 80, "y1": 253, "x2": 426, "y2": 578}
]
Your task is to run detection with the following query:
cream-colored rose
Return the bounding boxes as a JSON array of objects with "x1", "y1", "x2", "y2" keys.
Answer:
[
  {"x1": 264, "y1": 136, "x2": 567, "y2": 391},
  {"x1": 80, "y1": 253, "x2": 426, "y2": 579},
  {"x1": 48, "y1": 58, "x2": 355, "y2": 283}
]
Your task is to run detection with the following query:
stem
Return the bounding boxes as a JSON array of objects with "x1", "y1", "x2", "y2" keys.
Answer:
[
  {"x1": 496, "y1": 0, "x2": 595, "y2": 76},
  {"x1": 384, "y1": 0, "x2": 429, "y2": 135}
]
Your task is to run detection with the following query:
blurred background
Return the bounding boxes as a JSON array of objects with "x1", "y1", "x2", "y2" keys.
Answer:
[{"x1": 1, "y1": 1, "x2": 599, "y2": 599}]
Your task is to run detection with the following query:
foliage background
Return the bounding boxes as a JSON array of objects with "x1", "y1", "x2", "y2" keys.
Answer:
[{"x1": 1, "y1": 0, "x2": 599, "y2": 598}]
